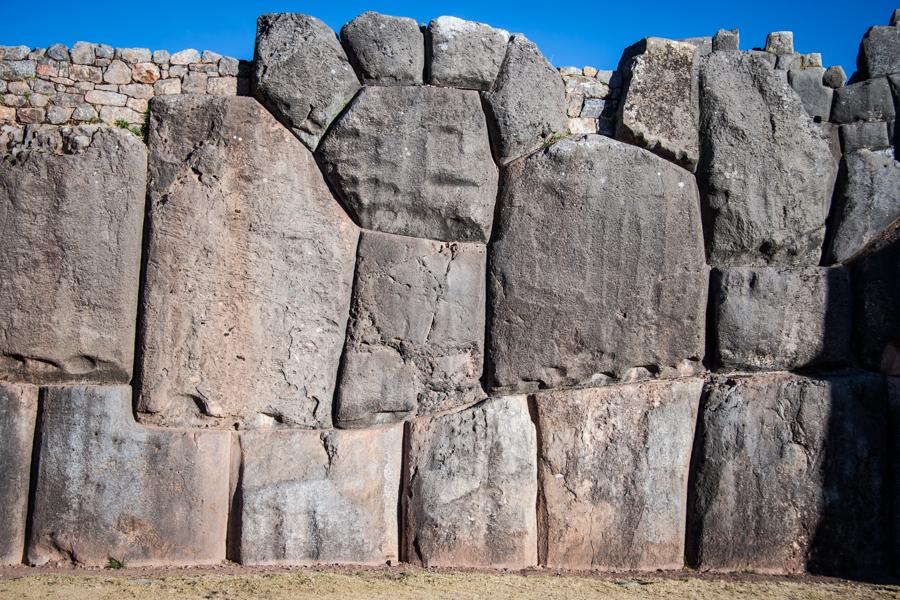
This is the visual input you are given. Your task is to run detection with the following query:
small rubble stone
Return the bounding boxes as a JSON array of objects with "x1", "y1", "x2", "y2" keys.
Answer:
[
  {"x1": 583, "y1": 65, "x2": 598, "y2": 76},
  {"x1": 119, "y1": 83, "x2": 154, "y2": 99},
  {"x1": 831, "y1": 77, "x2": 895, "y2": 123},
  {"x1": 788, "y1": 67, "x2": 833, "y2": 121},
  {"x1": 823, "y1": 65, "x2": 847, "y2": 88},
  {"x1": 568, "y1": 117, "x2": 598, "y2": 134},
  {"x1": 201, "y1": 50, "x2": 222, "y2": 63},
  {"x1": 170, "y1": 48, "x2": 200, "y2": 65},
  {"x1": 712, "y1": 29, "x2": 739, "y2": 52},
  {"x1": 0, "y1": 45, "x2": 30, "y2": 60},
  {"x1": 341, "y1": 11, "x2": 424, "y2": 85},
  {"x1": 181, "y1": 72, "x2": 208, "y2": 94},
  {"x1": 152, "y1": 49, "x2": 170, "y2": 64},
  {"x1": 0, "y1": 384, "x2": 37, "y2": 565},
  {"x1": 102, "y1": 59, "x2": 131, "y2": 84},
  {"x1": 126, "y1": 97, "x2": 148, "y2": 112},
  {"x1": 219, "y1": 55, "x2": 239, "y2": 75},
  {"x1": 428, "y1": 16, "x2": 510, "y2": 90},
  {"x1": 46, "y1": 44, "x2": 68, "y2": 61},
  {"x1": 839, "y1": 121, "x2": 891, "y2": 153},
  {"x1": 802, "y1": 52, "x2": 823, "y2": 67},
  {"x1": 69, "y1": 63, "x2": 102, "y2": 82},
  {"x1": 559, "y1": 66, "x2": 581, "y2": 75},
  {"x1": 680, "y1": 36, "x2": 712, "y2": 56},
  {"x1": 117, "y1": 47, "x2": 151, "y2": 63},
  {"x1": 0, "y1": 60, "x2": 35, "y2": 81},
  {"x1": 858, "y1": 25, "x2": 900, "y2": 79},
  {"x1": 16, "y1": 108, "x2": 45, "y2": 124},
  {"x1": 71, "y1": 104, "x2": 97, "y2": 120},
  {"x1": 153, "y1": 78, "x2": 181, "y2": 95},
  {"x1": 0, "y1": 106, "x2": 15, "y2": 122},
  {"x1": 207, "y1": 76, "x2": 237, "y2": 95},
  {"x1": 93, "y1": 44, "x2": 113, "y2": 59},
  {"x1": 775, "y1": 53, "x2": 800, "y2": 71},
  {"x1": 84, "y1": 89, "x2": 126, "y2": 106},
  {"x1": 131, "y1": 62, "x2": 160, "y2": 83},
  {"x1": 69, "y1": 41, "x2": 94, "y2": 64},
  {"x1": 765, "y1": 31, "x2": 794, "y2": 54}
]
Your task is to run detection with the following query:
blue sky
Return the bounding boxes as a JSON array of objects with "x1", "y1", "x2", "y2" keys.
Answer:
[{"x1": 0, "y1": 0, "x2": 895, "y2": 76}]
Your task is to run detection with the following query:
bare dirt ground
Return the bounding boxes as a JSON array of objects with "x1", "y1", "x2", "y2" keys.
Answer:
[{"x1": 0, "y1": 564, "x2": 898, "y2": 600}]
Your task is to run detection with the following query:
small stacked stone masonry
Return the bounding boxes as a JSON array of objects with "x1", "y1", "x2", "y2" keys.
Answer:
[{"x1": 0, "y1": 9, "x2": 898, "y2": 577}]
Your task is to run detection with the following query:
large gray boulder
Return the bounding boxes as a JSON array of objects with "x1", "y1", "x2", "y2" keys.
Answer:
[
  {"x1": 857, "y1": 25, "x2": 900, "y2": 79},
  {"x1": 237, "y1": 426, "x2": 402, "y2": 565},
  {"x1": 137, "y1": 96, "x2": 358, "y2": 430},
  {"x1": 534, "y1": 379, "x2": 702, "y2": 570},
  {"x1": 711, "y1": 266, "x2": 851, "y2": 371},
  {"x1": 486, "y1": 135, "x2": 707, "y2": 392},
  {"x1": 839, "y1": 121, "x2": 892, "y2": 153},
  {"x1": 401, "y1": 396, "x2": 537, "y2": 568},
  {"x1": 687, "y1": 372, "x2": 889, "y2": 576},
  {"x1": 698, "y1": 51, "x2": 836, "y2": 266},
  {"x1": 0, "y1": 384, "x2": 37, "y2": 565},
  {"x1": 252, "y1": 13, "x2": 361, "y2": 150},
  {"x1": 335, "y1": 231, "x2": 485, "y2": 428},
  {"x1": 826, "y1": 150, "x2": 900, "y2": 263},
  {"x1": 482, "y1": 34, "x2": 567, "y2": 165},
  {"x1": 28, "y1": 386, "x2": 231, "y2": 567},
  {"x1": 615, "y1": 37, "x2": 700, "y2": 171},
  {"x1": 427, "y1": 16, "x2": 510, "y2": 90},
  {"x1": 0, "y1": 127, "x2": 146, "y2": 384},
  {"x1": 830, "y1": 77, "x2": 895, "y2": 123},
  {"x1": 340, "y1": 12, "x2": 424, "y2": 85},
  {"x1": 317, "y1": 85, "x2": 498, "y2": 242},
  {"x1": 788, "y1": 67, "x2": 833, "y2": 121}
]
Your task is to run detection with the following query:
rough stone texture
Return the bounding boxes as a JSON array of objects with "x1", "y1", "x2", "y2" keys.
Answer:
[
  {"x1": 765, "y1": 31, "x2": 794, "y2": 55},
  {"x1": 857, "y1": 25, "x2": 900, "y2": 79},
  {"x1": 28, "y1": 386, "x2": 231, "y2": 567},
  {"x1": 712, "y1": 29, "x2": 739, "y2": 52},
  {"x1": 826, "y1": 149, "x2": 900, "y2": 263},
  {"x1": 335, "y1": 231, "x2": 486, "y2": 428},
  {"x1": 136, "y1": 96, "x2": 358, "y2": 430},
  {"x1": 482, "y1": 34, "x2": 567, "y2": 165},
  {"x1": 710, "y1": 266, "x2": 851, "y2": 371},
  {"x1": 535, "y1": 379, "x2": 702, "y2": 570},
  {"x1": 830, "y1": 77, "x2": 896, "y2": 123},
  {"x1": 237, "y1": 425, "x2": 402, "y2": 565},
  {"x1": 788, "y1": 68, "x2": 833, "y2": 121},
  {"x1": 698, "y1": 51, "x2": 836, "y2": 266},
  {"x1": 687, "y1": 372, "x2": 889, "y2": 576},
  {"x1": 487, "y1": 135, "x2": 707, "y2": 392},
  {"x1": 615, "y1": 37, "x2": 700, "y2": 171},
  {"x1": 0, "y1": 384, "x2": 37, "y2": 565},
  {"x1": 839, "y1": 120, "x2": 891, "y2": 152},
  {"x1": 427, "y1": 16, "x2": 510, "y2": 90},
  {"x1": 0, "y1": 127, "x2": 146, "y2": 384},
  {"x1": 402, "y1": 396, "x2": 537, "y2": 568},
  {"x1": 823, "y1": 65, "x2": 846, "y2": 88},
  {"x1": 252, "y1": 13, "x2": 361, "y2": 150},
  {"x1": 317, "y1": 85, "x2": 498, "y2": 242},
  {"x1": 340, "y1": 12, "x2": 424, "y2": 85}
]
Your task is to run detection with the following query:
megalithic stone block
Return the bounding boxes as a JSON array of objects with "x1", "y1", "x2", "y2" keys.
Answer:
[
  {"x1": 427, "y1": 16, "x2": 510, "y2": 90},
  {"x1": 237, "y1": 425, "x2": 402, "y2": 565},
  {"x1": 340, "y1": 12, "x2": 424, "y2": 85},
  {"x1": 534, "y1": 378, "x2": 702, "y2": 570},
  {"x1": 857, "y1": 25, "x2": 900, "y2": 79},
  {"x1": 402, "y1": 396, "x2": 537, "y2": 568},
  {"x1": 0, "y1": 127, "x2": 146, "y2": 384},
  {"x1": 136, "y1": 96, "x2": 357, "y2": 430},
  {"x1": 27, "y1": 386, "x2": 231, "y2": 567},
  {"x1": 0, "y1": 384, "x2": 37, "y2": 565},
  {"x1": 830, "y1": 77, "x2": 895, "y2": 124}
]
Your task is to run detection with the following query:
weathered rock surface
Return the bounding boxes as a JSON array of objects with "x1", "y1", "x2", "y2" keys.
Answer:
[
  {"x1": 826, "y1": 149, "x2": 900, "y2": 263},
  {"x1": 482, "y1": 34, "x2": 567, "y2": 165},
  {"x1": 788, "y1": 68, "x2": 832, "y2": 121},
  {"x1": 687, "y1": 372, "x2": 889, "y2": 575},
  {"x1": 428, "y1": 16, "x2": 510, "y2": 90},
  {"x1": 857, "y1": 25, "x2": 900, "y2": 79},
  {"x1": 486, "y1": 135, "x2": 707, "y2": 392},
  {"x1": 137, "y1": 96, "x2": 358, "y2": 430},
  {"x1": 710, "y1": 266, "x2": 851, "y2": 371},
  {"x1": 535, "y1": 379, "x2": 702, "y2": 570},
  {"x1": 839, "y1": 121, "x2": 891, "y2": 153},
  {"x1": 317, "y1": 85, "x2": 497, "y2": 242},
  {"x1": 712, "y1": 29, "x2": 739, "y2": 52},
  {"x1": 830, "y1": 77, "x2": 896, "y2": 123},
  {"x1": 237, "y1": 426, "x2": 402, "y2": 565},
  {"x1": 0, "y1": 127, "x2": 146, "y2": 384},
  {"x1": 335, "y1": 231, "x2": 485, "y2": 428},
  {"x1": 698, "y1": 51, "x2": 836, "y2": 266},
  {"x1": 0, "y1": 384, "x2": 37, "y2": 565},
  {"x1": 252, "y1": 13, "x2": 361, "y2": 150},
  {"x1": 402, "y1": 396, "x2": 537, "y2": 568},
  {"x1": 615, "y1": 37, "x2": 700, "y2": 171},
  {"x1": 823, "y1": 65, "x2": 846, "y2": 88},
  {"x1": 28, "y1": 386, "x2": 231, "y2": 566},
  {"x1": 340, "y1": 12, "x2": 424, "y2": 85}
]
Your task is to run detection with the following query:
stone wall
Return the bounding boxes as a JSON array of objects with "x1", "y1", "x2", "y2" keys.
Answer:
[{"x1": 0, "y1": 9, "x2": 898, "y2": 576}]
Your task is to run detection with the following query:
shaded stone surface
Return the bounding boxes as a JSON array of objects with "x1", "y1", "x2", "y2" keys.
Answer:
[
  {"x1": 830, "y1": 77, "x2": 896, "y2": 124},
  {"x1": 317, "y1": 85, "x2": 497, "y2": 242},
  {"x1": 335, "y1": 231, "x2": 486, "y2": 428},
  {"x1": 428, "y1": 16, "x2": 510, "y2": 90},
  {"x1": 710, "y1": 266, "x2": 851, "y2": 371},
  {"x1": 826, "y1": 149, "x2": 900, "y2": 264},
  {"x1": 889, "y1": 378, "x2": 900, "y2": 575},
  {"x1": 0, "y1": 127, "x2": 146, "y2": 384},
  {"x1": 698, "y1": 51, "x2": 836, "y2": 266},
  {"x1": 252, "y1": 13, "x2": 361, "y2": 150},
  {"x1": 340, "y1": 12, "x2": 424, "y2": 85},
  {"x1": 839, "y1": 121, "x2": 891, "y2": 153},
  {"x1": 857, "y1": 25, "x2": 900, "y2": 79},
  {"x1": 137, "y1": 96, "x2": 358, "y2": 429},
  {"x1": 788, "y1": 67, "x2": 832, "y2": 121},
  {"x1": 402, "y1": 396, "x2": 537, "y2": 568},
  {"x1": 535, "y1": 378, "x2": 702, "y2": 570},
  {"x1": 687, "y1": 372, "x2": 889, "y2": 576},
  {"x1": 237, "y1": 425, "x2": 402, "y2": 565},
  {"x1": 486, "y1": 135, "x2": 707, "y2": 392},
  {"x1": 482, "y1": 34, "x2": 567, "y2": 165},
  {"x1": 28, "y1": 386, "x2": 231, "y2": 567},
  {"x1": 615, "y1": 37, "x2": 699, "y2": 171},
  {"x1": 0, "y1": 384, "x2": 37, "y2": 565}
]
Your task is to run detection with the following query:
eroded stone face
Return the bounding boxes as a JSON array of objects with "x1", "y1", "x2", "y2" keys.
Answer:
[
  {"x1": 341, "y1": 12, "x2": 424, "y2": 85},
  {"x1": 858, "y1": 25, "x2": 900, "y2": 79},
  {"x1": 486, "y1": 135, "x2": 707, "y2": 392},
  {"x1": 27, "y1": 386, "x2": 231, "y2": 567},
  {"x1": 335, "y1": 231, "x2": 486, "y2": 428},
  {"x1": 535, "y1": 378, "x2": 702, "y2": 570},
  {"x1": 237, "y1": 426, "x2": 402, "y2": 565},
  {"x1": 0, "y1": 384, "x2": 37, "y2": 565},
  {"x1": 0, "y1": 127, "x2": 146, "y2": 384},
  {"x1": 687, "y1": 372, "x2": 889, "y2": 576},
  {"x1": 427, "y1": 16, "x2": 510, "y2": 90},
  {"x1": 402, "y1": 396, "x2": 537, "y2": 568},
  {"x1": 252, "y1": 13, "x2": 361, "y2": 150},
  {"x1": 137, "y1": 96, "x2": 358, "y2": 430},
  {"x1": 317, "y1": 85, "x2": 498, "y2": 242}
]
